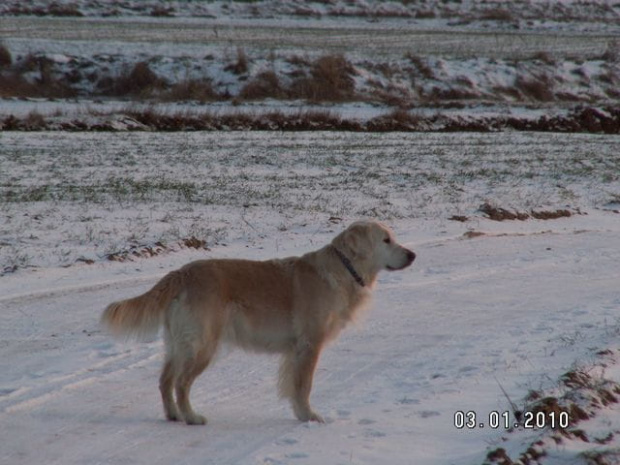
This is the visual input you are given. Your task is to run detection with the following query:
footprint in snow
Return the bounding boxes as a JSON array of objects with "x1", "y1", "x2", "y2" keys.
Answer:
[
  {"x1": 337, "y1": 409, "x2": 351, "y2": 419},
  {"x1": 275, "y1": 437, "x2": 298, "y2": 446},
  {"x1": 0, "y1": 388, "x2": 17, "y2": 397},
  {"x1": 358, "y1": 418, "x2": 376, "y2": 425}
]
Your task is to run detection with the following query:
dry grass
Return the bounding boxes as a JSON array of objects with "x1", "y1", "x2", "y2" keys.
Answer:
[
  {"x1": 0, "y1": 38, "x2": 616, "y2": 108},
  {"x1": 225, "y1": 48, "x2": 250, "y2": 75},
  {"x1": 366, "y1": 108, "x2": 421, "y2": 131},
  {"x1": 111, "y1": 61, "x2": 166, "y2": 97},
  {"x1": 163, "y1": 79, "x2": 217, "y2": 102},
  {"x1": 5, "y1": 3, "x2": 83, "y2": 16},
  {"x1": 3, "y1": 105, "x2": 620, "y2": 134},
  {"x1": 601, "y1": 39, "x2": 620, "y2": 63},
  {"x1": 0, "y1": 57, "x2": 76, "y2": 99},
  {"x1": 487, "y1": 365, "x2": 620, "y2": 464},
  {"x1": 516, "y1": 73, "x2": 555, "y2": 101},
  {"x1": 480, "y1": 8, "x2": 515, "y2": 22},
  {"x1": 0, "y1": 43, "x2": 12, "y2": 68},
  {"x1": 289, "y1": 54, "x2": 356, "y2": 102},
  {"x1": 405, "y1": 53, "x2": 435, "y2": 80},
  {"x1": 239, "y1": 70, "x2": 283, "y2": 100},
  {"x1": 480, "y1": 203, "x2": 574, "y2": 221}
]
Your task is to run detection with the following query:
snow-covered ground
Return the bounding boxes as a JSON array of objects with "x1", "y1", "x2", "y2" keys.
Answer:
[
  {"x1": 2, "y1": 211, "x2": 620, "y2": 465},
  {"x1": 2, "y1": 2, "x2": 620, "y2": 463},
  {"x1": 2, "y1": 130, "x2": 620, "y2": 464}
]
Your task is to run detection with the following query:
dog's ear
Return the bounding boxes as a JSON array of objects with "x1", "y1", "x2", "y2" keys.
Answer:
[{"x1": 333, "y1": 223, "x2": 369, "y2": 260}]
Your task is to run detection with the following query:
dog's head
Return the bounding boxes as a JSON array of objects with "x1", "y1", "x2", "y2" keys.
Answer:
[{"x1": 332, "y1": 221, "x2": 415, "y2": 276}]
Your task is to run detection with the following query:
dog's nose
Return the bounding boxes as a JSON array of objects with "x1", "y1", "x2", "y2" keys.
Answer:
[{"x1": 406, "y1": 249, "x2": 416, "y2": 264}]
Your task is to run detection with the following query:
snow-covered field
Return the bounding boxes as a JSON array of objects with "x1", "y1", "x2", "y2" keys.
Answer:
[
  {"x1": 2, "y1": 130, "x2": 620, "y2": 464},
  {"x1": 1, "y1": 1, "x2": 619, "y2": 127}
]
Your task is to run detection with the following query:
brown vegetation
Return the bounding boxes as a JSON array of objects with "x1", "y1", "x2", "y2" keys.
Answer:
[
  {"x1": 487, "y1": 359, "x2": 620, "y2": 465},
  {"x1": 0, "y1": 43, "x2": 12, "y2": 68},
  {"x1": 2, "y1": 106, "x2": 620, "y2": 134},
  {"x1": 105, "y1": 236, "x2": 208, "y2": 263},
  {"x1": 0, "y1": 56, "x2": 77, "y2": 99},
  {"x1": 480, "y1": 203, "x2": 573, "y2": 221},
  {"x1": 289, "y1": 54, "x2": 356, "y2": 102},
  {"x1": 5, "y1": 3, "x2": 83, "y2": 17},
  {"x1": 110, "y1": 61, "x2": 167, "y2": 97},
  {"x1": 225, "y1": 48, "x2": 249, "y2": 75},
  {"x1": 239, "y1": 70, "x2": 284, "y2": 100},
  {"x1": 163, "y1": 79, "x2": 217, "y2": 102},
  {"x1": 516, "y1": 73, "x2": 556, "y2": 102}
]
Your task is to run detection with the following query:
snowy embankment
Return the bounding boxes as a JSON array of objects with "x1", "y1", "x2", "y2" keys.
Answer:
[
  {"x1": 1, "y1": 6, "x2": 619, "y2": 131},
  {"x1": 2, "y1": 131, "x2": 620, "y2": 464}
]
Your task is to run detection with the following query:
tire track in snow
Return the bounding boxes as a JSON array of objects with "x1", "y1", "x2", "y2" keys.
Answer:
[{"x1": 0, "y1": 348, "x2": 160, "y2": 414}]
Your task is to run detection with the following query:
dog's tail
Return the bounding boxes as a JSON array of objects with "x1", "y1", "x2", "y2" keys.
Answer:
[{"x1": 101, "y1": 270, "x2": 183, "y2": 341}]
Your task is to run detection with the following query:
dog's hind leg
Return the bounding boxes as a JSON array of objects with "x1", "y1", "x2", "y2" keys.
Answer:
[
  {"x1": 159, "y1": 321, "x2": 182, "y2": 422},
  {"x1": 160, "y1": 358, "x2": 181, "y2": 421},
  {"x1": 174, "y1": 343, "x2": 216, "y2": 425}
]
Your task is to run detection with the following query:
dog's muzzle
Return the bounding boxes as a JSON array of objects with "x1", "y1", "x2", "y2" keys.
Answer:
[{"x1": 387, "y1": 249, "x2": 416, "y2": 271}]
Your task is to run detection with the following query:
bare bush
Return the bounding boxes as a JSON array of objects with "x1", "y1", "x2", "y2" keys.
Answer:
[
  {"x1": 239, "y1": 70, "x2": 283, "y2": 100},
  {"x1": 6, "y1": 3, "x2": 83, "y2": 16},
  {"x1": 108, "y1": 61, "x2": 166, "y2": 97},
  {"x1": 516, "y1": 73, "x2": 555, "y2": 102},
  {"x1": 289, "y1": 54, "x2": 356, "y2": 102},
  {"x1": 163, "y1": 79, "x2": 217, "y2": 102},
  {"x1": 602, "y1": 39, "x2": 620, "y2": 63},
  {"x1": 226, "y1": 48, "x2": 249, "y2": 75},
  {"x1": 0, "y1": 55, "x2": 76, "y2": 99},
  {"x1": 405, "y1": 53, "x2": 435, "y2": 79},
  {"x1": 150, "y1": 6, "x2": 175, "y2": 17},
  {"x1": 480, "y1": 8, "x2": 514, "y2": 21},
  {"x1": 0, "y1": 43, "x2": 12, "y2": 68},
  {"x1": 367, "y1": 109, "x2": 421, "y2": 131},
  {"x1": 532, "y1": 51, "x2": 556, "y2": 66}
]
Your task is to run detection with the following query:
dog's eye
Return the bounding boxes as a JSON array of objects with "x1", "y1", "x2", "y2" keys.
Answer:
[{"x1": 383, "y1": 237, "x2": 391, "y2": 244}]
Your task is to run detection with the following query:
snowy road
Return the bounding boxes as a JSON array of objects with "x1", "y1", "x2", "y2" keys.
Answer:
[{"x1": 2, "y1": 215, "x2": 620, "y2": 464}]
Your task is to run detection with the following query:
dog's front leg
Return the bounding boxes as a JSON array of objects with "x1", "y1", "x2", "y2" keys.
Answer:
[{"x1": 290, "y1": 344, "x2": 324, "y2": 423}]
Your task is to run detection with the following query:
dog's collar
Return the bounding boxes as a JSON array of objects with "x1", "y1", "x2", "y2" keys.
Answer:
[{"x1": 332, "y1": 247, "x2": 365, "y2": 287}]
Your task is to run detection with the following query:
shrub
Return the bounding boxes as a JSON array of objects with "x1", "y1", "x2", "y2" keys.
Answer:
[
  {"x1": 0, "y1": 43, "x2": 12, "y2": 67},
  {"x1": 405, "y1": 53, "x2": 435, "y2": 79},
  {"x1": 367, "y1": 109, "x2": 421, "y2": 131},
  {"x1": 0, "y1": 55, "x2": 76, "y2": 99},
  {"x1": 150, "y1": 6, "x2": 175, "y2": 17},
  {"x1": 239, "y1": 70, "x2": 283, "y2": 100},
  {"x1": 289, "y1": 54, "x2": 356, "y2": 102},
  {"x1": 480, "y1": 8, "x2": 514, "y2": 21},
  {"x1": 111, "y1": 61, "x2": 166, "y2": 97},
  {"x1": 602, "y1": 39, "x2": 620, "y2": 63},
  {"x1": 164, "y1": 79, "x2": 217, "y2": 102},
  {"x1": 225, "y1": 48, "x2": 249, "y2": 75},
  {"x1": 516, "y1": 73, "x2": 555, "y2": 102}
]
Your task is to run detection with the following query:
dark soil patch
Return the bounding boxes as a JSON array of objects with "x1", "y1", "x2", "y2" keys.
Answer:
[
  {"x1": 479, "y1": 203, "x2": 574, "y2": 222},
  {"x1": 104, "y1": 236, "x2": 208, "y2": 263},
  {"x1": 487, "y1": 354, "x2": 620, "y2": 465}
]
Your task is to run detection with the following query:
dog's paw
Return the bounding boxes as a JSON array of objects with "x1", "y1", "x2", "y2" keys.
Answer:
[
  {"x1": 184, "y1": 413, "x2": 207, "y2": 425},
  {"x1": 165, "y1": 408, "x2": 182, "y2": 422},
  {"x1": 296, "y1": 409, "x2": 325, "y2": 423},
  {"x1": 309, "y1": 411, "x2": 325, "y2": 423}
]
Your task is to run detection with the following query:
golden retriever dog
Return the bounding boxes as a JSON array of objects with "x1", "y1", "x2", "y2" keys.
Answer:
[{"x1": 101, "y1": 221, "x2": 415, "y2": 425}]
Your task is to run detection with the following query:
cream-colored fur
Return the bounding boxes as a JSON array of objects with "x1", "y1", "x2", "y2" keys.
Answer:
[{"x1": 101, "y1": 221, "x2": 415, "y2": 425}]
